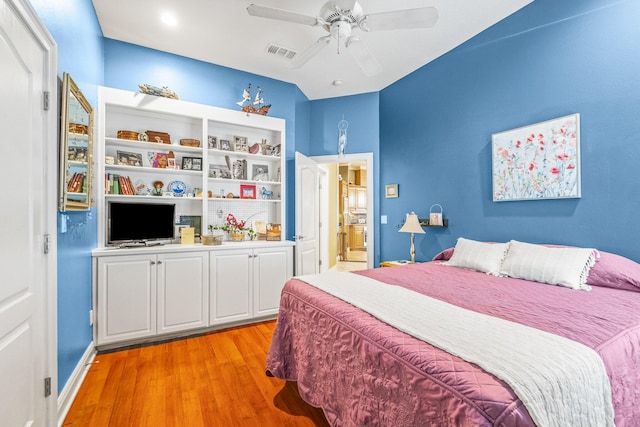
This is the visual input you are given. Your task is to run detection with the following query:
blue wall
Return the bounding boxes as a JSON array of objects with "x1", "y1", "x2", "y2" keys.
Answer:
[
  {"x1": 307, "y1": 93, "x2": 381, "y2": 265},
  {"x1": 380, "y1": 0, "x2": 640, "y2": 263},
  {"x1": 30, "y1": 0, "x2": 103, "y2": 392}
]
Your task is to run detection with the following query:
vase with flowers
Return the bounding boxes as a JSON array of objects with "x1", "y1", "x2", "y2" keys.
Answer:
[{"x1": 209, "y1": 213, "x2": 255, "y2": 241}]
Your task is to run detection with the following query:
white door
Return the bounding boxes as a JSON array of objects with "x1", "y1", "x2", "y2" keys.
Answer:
[
  {"x1": 97, "y1": 255, "x2": 157, "y2": 345},
  {"x1": 253, "y1": 246, "x2": 293, "y2": 316},
  {"x1": 157, "y1": 251, "x2": 209, "y2": 334},
  {"x1": 209, "y1": 249, "x2": 252, "y2": 324},
  {"x1": 0, "y1": 0, "x2": 57, "y2": 425},
  {"x1": 295, "y1": 152, "x2": 320, "y2": 275}
]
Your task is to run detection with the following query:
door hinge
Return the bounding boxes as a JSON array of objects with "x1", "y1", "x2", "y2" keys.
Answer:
[
  {"x1": 319, "y1": 259, "x2": 323, "y2": 266},
  {"x1": 43, "y1": 91, "x2": 50, "y2": 110},
  {"x1": 44, "y1": 377, "x2": 51, "y2": 397},
  {"x1": 44, "y1": 234, "x2": 51, "y2": 254}
]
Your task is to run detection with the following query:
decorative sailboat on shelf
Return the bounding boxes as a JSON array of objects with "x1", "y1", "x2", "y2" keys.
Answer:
[{"x1": 237, "y1": 84, "x2": 271, "y2": 115}]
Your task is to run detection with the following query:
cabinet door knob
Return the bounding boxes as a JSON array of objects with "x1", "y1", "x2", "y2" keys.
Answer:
[
  {"x1": 150, "y1": 261, "x2": 156, "y2": 265},
  {"x1": 157, "y1": 260, "x2": 163, "y2": 264},
  {"x1": 297, "y1": 235, "x2": 305, "y2": 240}
]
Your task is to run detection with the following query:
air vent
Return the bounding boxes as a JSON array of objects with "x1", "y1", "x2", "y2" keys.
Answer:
[{"x1": 265, "y1": 43, "x2": 297, "y2": 60}]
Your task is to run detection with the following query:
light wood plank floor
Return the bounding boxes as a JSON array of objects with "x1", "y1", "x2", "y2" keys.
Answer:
[{"x1": 62, "y1": 321, "x2": 330, "y2": 427}]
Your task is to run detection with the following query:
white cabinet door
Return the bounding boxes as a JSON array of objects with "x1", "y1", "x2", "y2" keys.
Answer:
[
  {"x1": 157, "y1": 251, "x2": 209, "y2": 334},
  {"x1": 97, "y1": 255, "x2": 156, "y2": 345},
  {"x1": 210, "y1": 249, "x2": 252, "y2": 324},
  {"x1": 253, "y1": 246, "x2": 293, "y2": 317}
]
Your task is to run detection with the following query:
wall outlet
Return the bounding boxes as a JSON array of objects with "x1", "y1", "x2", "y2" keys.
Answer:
[{"x1": 89, "y1": 309, "x2": 94, "y2": 326}]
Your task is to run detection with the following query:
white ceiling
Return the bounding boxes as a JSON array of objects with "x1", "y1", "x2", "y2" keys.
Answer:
[{"x1": 92, "y1": 0, "x2": 533, "y2": 100}]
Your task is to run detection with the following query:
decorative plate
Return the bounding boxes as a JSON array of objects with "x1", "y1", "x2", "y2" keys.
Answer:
[{"x1": 167, "y1": 180, "x2": 187, "y2": 196}]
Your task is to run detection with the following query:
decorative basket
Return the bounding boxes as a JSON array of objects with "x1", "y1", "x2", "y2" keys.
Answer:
[
  {"x1": 201, "y1": 234, "x2": 223, "y2": 246},
  {"x1": 69, "y1": 123, "x2": 88, "y2": 135},
  {"x1": 117, "y1": 130, "x2": 144, "y2": 141},
  {"x1": 429, "y1": 204, "x2": 443, "y2": 226},
  {"x1": 146, "y1": 130, "x2": 171, "y2": 144},
  {"x1": 179, "y1": 138, "x2": 201, "y2": 147}
]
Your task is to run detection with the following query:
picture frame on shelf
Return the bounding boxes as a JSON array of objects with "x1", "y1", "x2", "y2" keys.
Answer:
[
  {"x1": 182, "y1": 156, "x2": 202, "y2": 171},
  {"x1": 167, "y1": 157, "x2": 176, "y2": 169},
  {"x1": 240, "y1": 184, "x2": 256, "y2": 199},
  {"x1": 148, "y1": 151, "x2": 170, "y2": 168},
  {"x1": 207, "y1": 135, "x2": 217, "y2": 149},
  {"x1": 232, "y1": 159, "x2": 247, "y2": 180},
  {"x1": 209, "y1": 163, "x2": 231, "y2": 179},
  {"x1": 68, "y1": 146, "x2": 88, "y2": 162},
  {"x1": 252, "y1": 164, "x2": 269, "y2": 181},
  {"x1": 116, "y1": 150, "x2": 143, "y2": 167},
  {"x1": 219, "y1": 139, "x2": 232, "y2": 151},
  {"x1": 234, "y1": 135, "x2": 249, "y2": 152},
  {"x1": 385, "y1": 184, "x2": 398, "y2": 198},
  {"x1": 177, "y1": 215, "x2": 202, "y2": 237}
]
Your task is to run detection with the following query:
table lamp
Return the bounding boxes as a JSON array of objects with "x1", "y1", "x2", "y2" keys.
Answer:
[{"x1": 398, "y1": 212, "x2": 425, "y2": 263}]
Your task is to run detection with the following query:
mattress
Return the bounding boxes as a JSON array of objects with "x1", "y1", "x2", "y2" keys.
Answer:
[{"x1": 266, "y1": 262, "x2": 640, "y2": 426}]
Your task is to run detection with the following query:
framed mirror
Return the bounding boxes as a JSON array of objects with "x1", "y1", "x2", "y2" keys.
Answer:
[{"x1": 59, "y1": 72, "x2": 93, "y2": 211}]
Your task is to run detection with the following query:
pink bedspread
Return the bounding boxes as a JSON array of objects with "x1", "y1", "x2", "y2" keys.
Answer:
[{"x1": 266, "y1": 262, "x2": 640, "y2": 426}]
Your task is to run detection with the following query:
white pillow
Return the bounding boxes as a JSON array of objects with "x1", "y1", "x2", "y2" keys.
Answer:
[
  {"x1": 499, "y1": 240, "x2": 596, "y2": 290},
  {"x1": 445, "y1": 238, "x2": 509, "y2": 276}
]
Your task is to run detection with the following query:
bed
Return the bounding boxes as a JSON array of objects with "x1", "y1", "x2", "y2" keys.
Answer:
[{"x1": 266, "y1": 239, "x2": 640, "y2": 426}]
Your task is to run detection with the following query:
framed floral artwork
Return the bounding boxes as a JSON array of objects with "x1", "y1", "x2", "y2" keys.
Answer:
[{"x1": 492, "y1": 113, "x2": 580, "y2": 202}]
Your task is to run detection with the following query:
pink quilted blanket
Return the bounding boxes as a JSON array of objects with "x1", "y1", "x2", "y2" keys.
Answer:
[{"x1": 266, "y1": 262, "x2": 640, "y2": 427}]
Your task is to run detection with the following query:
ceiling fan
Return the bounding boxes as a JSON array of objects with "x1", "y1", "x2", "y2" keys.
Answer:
[{"x1": 247, "y1": 1, "x2": 438, "y2": 77}]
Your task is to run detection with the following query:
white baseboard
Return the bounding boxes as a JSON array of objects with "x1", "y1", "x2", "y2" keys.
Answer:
[{"x1": 57, "y1": 342, "x2": 96, "y2": 426}]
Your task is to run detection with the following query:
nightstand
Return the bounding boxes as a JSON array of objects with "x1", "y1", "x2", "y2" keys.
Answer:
[{"x1": 379, "y1": 260, "x2": 411, "y2": 267}]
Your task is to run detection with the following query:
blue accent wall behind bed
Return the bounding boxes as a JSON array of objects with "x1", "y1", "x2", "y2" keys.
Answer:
[{"x1": 379, "y1": 0, "x2": 640, "y2": 263}]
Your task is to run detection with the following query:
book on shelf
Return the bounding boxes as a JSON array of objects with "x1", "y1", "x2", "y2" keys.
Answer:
[
  {"x1": 106, "y1": 173, "x2": 135, "y2": 195},
  {"x1": 67, "y1": 172, "x2": 85, "y2": 193}
]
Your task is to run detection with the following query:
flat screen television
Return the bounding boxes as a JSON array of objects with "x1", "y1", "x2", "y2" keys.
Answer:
[{"x1": 108, "y1": 202, "x2": 175, "y2": 245}]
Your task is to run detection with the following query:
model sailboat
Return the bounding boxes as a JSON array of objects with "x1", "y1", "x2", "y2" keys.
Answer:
[{"x1": 237, "y1": 84, "x2": 271, "y2": 115}]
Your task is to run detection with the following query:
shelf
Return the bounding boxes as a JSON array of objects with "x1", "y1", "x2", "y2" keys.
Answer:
[
  {"x1": 67, "y1": 192, "x2": 88, "y2": 200},
  {"x1": 105, "y1": 137, "x2": 203, "y2": 154},
  {"x1": 105, "y1": 164, "x2": 201, "y2": 175},
  {"x1": 208, "y1": 177, "x2": 281, "y2": 186},
  {"x1": 418, "y1": 218, "x2": 449, "y2": 228},
  {"x1": 68, "y1": 132, "x2": 90, "y2": 141},
  {"x1": 207, "y1": 197, "x2": 281, "y2": 203},
  {"x1": 208, "y1": 148, "x2": 281, "y2": 162},
  {"x1": 68, "y1": 160, "x2": 89, "y2": 167},
  {"x1": 106, "y1": 194, "x2": 203, "y2": 201}
]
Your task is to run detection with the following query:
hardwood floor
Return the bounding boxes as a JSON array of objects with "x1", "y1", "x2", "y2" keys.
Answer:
[{"x1": 62, "y1": 321, "x2": 330, "y2": 426}]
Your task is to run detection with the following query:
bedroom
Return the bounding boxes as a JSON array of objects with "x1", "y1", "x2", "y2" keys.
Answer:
[{"x1": 4, "y1": 0, "x2": 640, "y2": 425}]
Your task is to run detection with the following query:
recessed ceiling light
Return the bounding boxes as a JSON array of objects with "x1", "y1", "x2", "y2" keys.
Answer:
[
  {"x1": 160, "y1": 12, "x2": 178, "y2": 27},
  {"x1": 332, "y1": 80, "x2": 343, "y2": 86}
]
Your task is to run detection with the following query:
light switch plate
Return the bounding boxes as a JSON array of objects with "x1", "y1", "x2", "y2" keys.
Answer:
[{"x1": 381, "y1": 215, "x2": 387, "y2": 224}]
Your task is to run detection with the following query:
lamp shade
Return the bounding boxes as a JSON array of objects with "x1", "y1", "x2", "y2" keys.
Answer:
[{"x1": 399, "y1": 212, "x2": 425, "y2": 234}]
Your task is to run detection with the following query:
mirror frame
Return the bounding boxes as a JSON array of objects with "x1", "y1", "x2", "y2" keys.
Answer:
[{"x1": 59, "y1": 72, "x2": 94, "y2": 211}]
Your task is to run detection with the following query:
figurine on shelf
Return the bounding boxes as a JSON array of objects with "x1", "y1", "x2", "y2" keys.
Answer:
[
  {"x1": 261, "y1": 187, "x2": 273, "y2": 200},
  {"x1": 152, "y1": 181, "x2": 164, "y2": 196}
]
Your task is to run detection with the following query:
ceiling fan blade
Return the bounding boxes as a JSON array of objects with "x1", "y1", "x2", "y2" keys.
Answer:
[
  {"x1": 334, "y1": 0, "x2": 357, "y2": 12},
  {"x1": 247, "y1": 4, "x2": 319, "y2": 27},
  {"x1": 346, "y1": 37, "x2": 382, "y2": 77},
  {"x1": 361, "y1": 7, "x2": 439, "y2": 32},
  {"x1": 291, "y1": 36, "x2": 332, "y2": 69}
]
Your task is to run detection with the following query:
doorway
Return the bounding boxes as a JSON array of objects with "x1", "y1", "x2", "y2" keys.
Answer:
[{"x1": 310, "y1": 153, "x2": 374, "y2": 272}]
